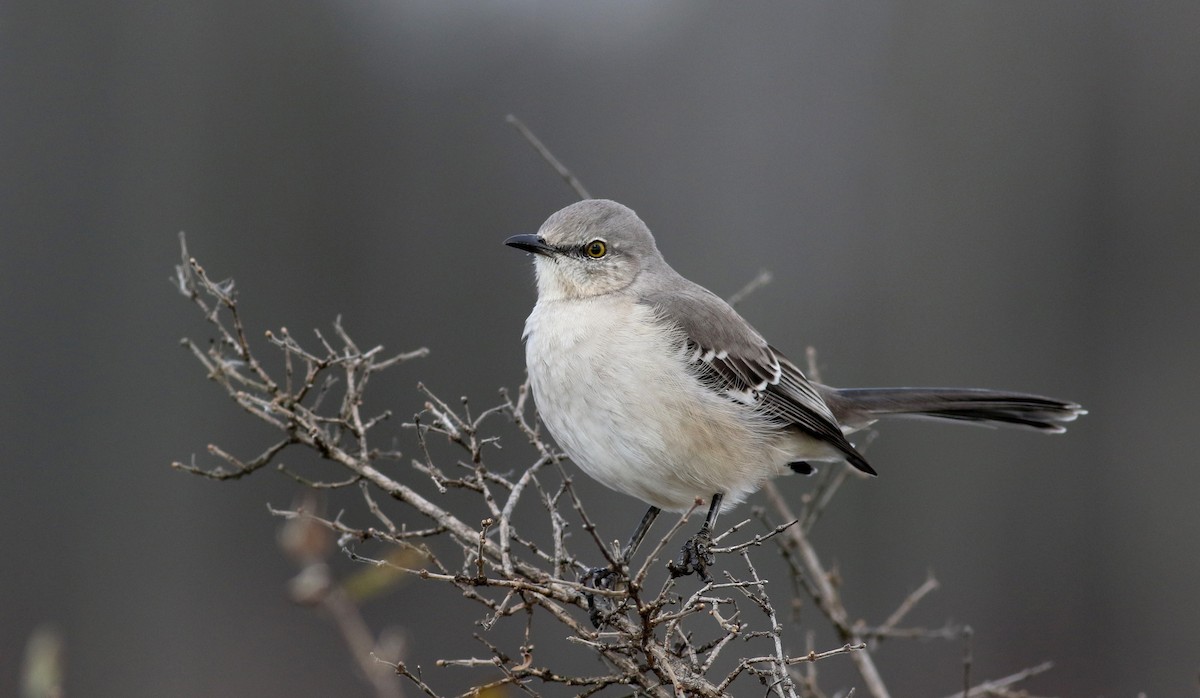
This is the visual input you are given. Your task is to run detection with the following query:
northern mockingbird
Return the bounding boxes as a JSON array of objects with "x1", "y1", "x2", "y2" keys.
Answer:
[{"x1": 507, "y1": 199, "x2": 1084, "y2": 580}]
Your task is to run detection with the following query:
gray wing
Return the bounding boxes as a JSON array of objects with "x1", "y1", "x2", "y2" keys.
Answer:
[{"x1": 640, "y1": 282, "x2": 876, "y2": 475}]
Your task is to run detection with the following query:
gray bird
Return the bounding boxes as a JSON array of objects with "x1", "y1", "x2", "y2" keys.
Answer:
[{"x1": 506, "y1": 199, "x2": 1084, "y2": 580}]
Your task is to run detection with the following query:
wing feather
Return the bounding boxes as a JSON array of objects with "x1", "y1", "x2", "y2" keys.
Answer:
[{"x1": 640, "y1": 283, "x2": 876, "y2": 475}]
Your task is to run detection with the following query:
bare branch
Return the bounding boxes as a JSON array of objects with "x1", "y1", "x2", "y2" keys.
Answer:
[
  {"x1": 172, "y1": 152, "x2": 1054, "y2": 697},
  {"x1": 727, "y1": 268, "x2": 774, "y2": 308},
  {"x1": 763, "y1": 481, "x2": 892, "y2": 698},
  {"x1": 171, "y1": 439, "x2": 291, "y2": 480},
  {"x1": 506, "y1": 114, "x2": 591, "y2": 200},
  {"x1": 873, "y1": 571, "x2": 941, "y2": 643},
  {"x1": 938, "y1": 660, "x2": 1054, "y2": 698}
]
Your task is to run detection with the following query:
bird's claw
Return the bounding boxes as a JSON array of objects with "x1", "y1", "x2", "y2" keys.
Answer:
[
  {"x1": 581, "y1": 565, "x2": 623, "y2": 628},
  {"x1": 581, "y1": 564, "x2": 621, "y2": 590},
  {"x1": 667, "y1": 529, "x2": 715, "y2": 581}
]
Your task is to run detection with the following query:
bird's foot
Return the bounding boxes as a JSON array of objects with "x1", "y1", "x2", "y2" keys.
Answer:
[
  {"x1": 667, "y1": 529, "x2": 715, "y2": 582},
  {"x1": 581, "y1": 564, "x2": 622, "y2": 591},
  {"x1": 580, "y1": 564, "x2": 624, "y2": 628}
]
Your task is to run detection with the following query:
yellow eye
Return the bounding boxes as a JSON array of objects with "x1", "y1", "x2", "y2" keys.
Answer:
[{"x1": 585, "y1": 240, "x2": 607, "y2": 258}]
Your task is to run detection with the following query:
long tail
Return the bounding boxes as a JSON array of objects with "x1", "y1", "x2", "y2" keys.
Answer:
[{"x1": 821, "y1": 387, "x2": 1086, "y2": 433}]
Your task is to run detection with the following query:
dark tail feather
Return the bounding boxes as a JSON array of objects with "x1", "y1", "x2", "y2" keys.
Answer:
[{"x1": 824, "y1": 387, "x2": 1086, "y2": 433}]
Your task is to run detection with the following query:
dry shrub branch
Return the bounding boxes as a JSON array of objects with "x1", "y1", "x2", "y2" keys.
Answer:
[{"x1": 171, "y1": 121, "x2": 1054, "y2": 698}]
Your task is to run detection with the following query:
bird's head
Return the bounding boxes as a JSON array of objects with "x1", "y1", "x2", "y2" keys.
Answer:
[{"x1": 506, "y1": 199, "x2": 663, "y2": 301}]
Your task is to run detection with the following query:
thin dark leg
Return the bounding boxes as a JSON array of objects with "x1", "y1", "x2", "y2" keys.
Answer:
[
  {"x1": 621, "y1": 505, "x2": 661, "y2": 563},
  {"x1": 668, "y1": 493, "x2": 724, "y2": 581},
  {"x1": 582, "y1": 505, "x2": 660, "y2": 628},
  {"x1": 700, "y1": 493, "x2": 723, "y2": 535}
]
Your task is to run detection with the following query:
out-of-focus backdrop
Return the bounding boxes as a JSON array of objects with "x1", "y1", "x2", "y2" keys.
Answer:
[{"x1": 3, "y1": 2, "x2": 1198, "y2": 696}]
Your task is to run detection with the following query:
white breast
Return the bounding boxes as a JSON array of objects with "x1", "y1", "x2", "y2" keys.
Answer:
[{"x1": 523, "y1": 296, "x2": 792, "y2": 512}]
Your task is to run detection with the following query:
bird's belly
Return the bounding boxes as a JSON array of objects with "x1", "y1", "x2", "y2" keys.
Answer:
[{"x1": 524, "y1": 300, "x2": 787, "y2": 511}]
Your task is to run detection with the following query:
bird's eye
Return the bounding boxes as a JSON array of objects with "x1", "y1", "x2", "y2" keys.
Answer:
[{"x1": 584, "y1": 240, "x2": 607, "y2": 258}]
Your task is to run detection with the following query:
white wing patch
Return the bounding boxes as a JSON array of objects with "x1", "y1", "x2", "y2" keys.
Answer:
[{"x1": 684, "y1": 339, "x2": 843, "y2": 443}]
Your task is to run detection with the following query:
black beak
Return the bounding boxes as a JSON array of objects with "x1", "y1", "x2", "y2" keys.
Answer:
[{"x1": 504, "y1": 234, "x2": 556, "y2": 257}]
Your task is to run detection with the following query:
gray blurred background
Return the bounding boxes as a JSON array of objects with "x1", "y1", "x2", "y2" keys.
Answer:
[{"x1": 3, "y1": 2, "x2": 1198, "y2": 696}]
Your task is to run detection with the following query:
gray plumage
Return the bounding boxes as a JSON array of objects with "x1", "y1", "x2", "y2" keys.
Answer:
[{"x1": 507, "y1": 199, "x2": 1084, "y2": 513}]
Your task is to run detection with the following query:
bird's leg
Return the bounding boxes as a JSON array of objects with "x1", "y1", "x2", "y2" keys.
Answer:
[
  {"x1": 622, "y1": 504, "x2": 662, "y2": 563},
  {"x1": 583, "y1": 505, "x2": 661, "y2": 585},
  {"x1": 668, "y1": 493, "x2": 723, "y2": 581},
  {"x1": 582, "y1": 505, "x2": 660, "y2": 626}
]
